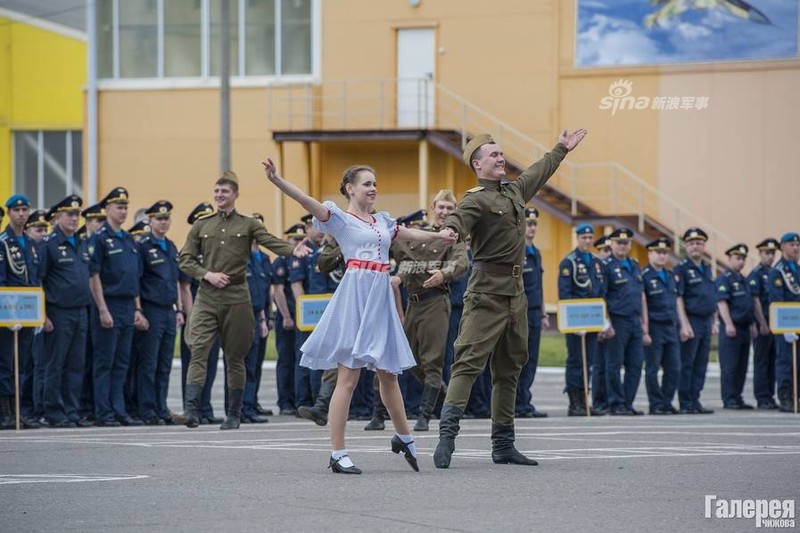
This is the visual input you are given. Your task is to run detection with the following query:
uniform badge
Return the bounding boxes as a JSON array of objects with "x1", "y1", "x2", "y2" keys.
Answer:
[
  {"x1": 718, "y1": 285, "x2": 726, "y2": 292},
  {"x1": 775, "y1": 278, "x2": 783, "y2": 287},
  {"x1": 562, "y1": 267, "x2": 570, "y2": 276}
]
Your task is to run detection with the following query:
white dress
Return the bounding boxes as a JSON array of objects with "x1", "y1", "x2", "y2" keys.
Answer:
[{"x1": 299, "y1": 201, "x2": 416, "y2": 374}]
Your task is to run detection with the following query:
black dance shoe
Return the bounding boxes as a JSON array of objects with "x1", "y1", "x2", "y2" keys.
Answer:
[
  {"x1": 328, "y1": 455, "x2": 362, "y2": 475},
  {"x1": 391, "y1": 435, "x2": 420, "y2": 472}
]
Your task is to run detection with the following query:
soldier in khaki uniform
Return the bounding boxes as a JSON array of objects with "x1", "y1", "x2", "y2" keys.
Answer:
[
  {"x1": 434, "y1": 128, "x2": 587, "y2": 469},
  {"x1": 392, "y1": 192, "x2": 468, "y2": 431},
  {"x1": 175, "y1": 171, "x2": 308, "y2": 430}
]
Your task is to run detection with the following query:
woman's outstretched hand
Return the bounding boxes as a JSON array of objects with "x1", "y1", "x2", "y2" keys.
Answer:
[
  {"x1": 438, "y1": 228, "x2": 458, "y2": 246},
  {"x1": 262, "y1": 158, "x2": 282, "y2": 185}
]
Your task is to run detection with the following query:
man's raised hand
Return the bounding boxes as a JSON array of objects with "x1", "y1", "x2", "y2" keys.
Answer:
[{"x1": 558, "y1": 129, "x2": 588, "y2": 151}]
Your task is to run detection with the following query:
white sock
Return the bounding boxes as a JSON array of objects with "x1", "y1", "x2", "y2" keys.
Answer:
[
  {"x1": 332, "y1": 449, "x2": 354, "y2": 468},
  {"x1": 396, "y1": 433, "x2": 417, "y2": 457}
]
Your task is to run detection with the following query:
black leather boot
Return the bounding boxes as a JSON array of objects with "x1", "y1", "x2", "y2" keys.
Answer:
[
  {"x1": 220, "y1": 389, "x2": 243, "y2": 430},
  {"x1": 364, "y1": 400, "x2": 387, "y2": 431},
  {"x1": 172, "y1": 383, "x2": 203, "y2": 428},
  {"x1": 414, "y1": 384, "x2": 440, "y2": 432},
  {"x1": 778, "y1": 388, "x2": 794, "y2": 413},
  {"x1": 0, "y1": 396, "x2": 14, "y2": 429},
  {"x1": 433, "y1": 404, "x2": 463, "y2": 469},
  {"x1": 298, "y1": 382, "x2": 335, "y2": 426},
  {"x1": 567, "y1": 389, "x2": 586, "y2": 417},
  {"x1": 491, "y1": 423, "x2": 538, "y2": 466}
]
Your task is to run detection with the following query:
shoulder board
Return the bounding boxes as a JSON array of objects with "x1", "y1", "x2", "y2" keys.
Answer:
[
  {"x1": 466, "y1": 186, "x2": 485, "y2": 194},
  {"x1": 602, "y1": 256, "x2": 612, "y2": 265},
  {"x1": 44, "y1": 232, "x2": 57, "y2": 243},
  {"x1": 642, "y1": 266, "x2": 651, "y2": 274},
  {"x1": 196, "y1": 212, "x2": 216, "y2": 223},
  {"x1": 0, "y1": 234, "x2": 7, "y2": 242},
  {"x1": 140, "y1": 235, "x2": 153, "y2": 244},
  {"x1": 96, "y1": 226, "x2": 109, "y2": 234},
  {"x1": 566, "y1": 251, "x2": 577, "y2": 260},
  {"x1": 679, "y1": 258, "x2": 690, "y2": 266}
]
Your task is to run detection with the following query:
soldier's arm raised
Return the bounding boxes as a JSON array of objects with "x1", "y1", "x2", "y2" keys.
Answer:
[
  {"x1": 517, "y1": 129, "x2": 587, "y2": 203},
  {"x1": 252, "y1": 223, "x2": 298, "y2": 257}
]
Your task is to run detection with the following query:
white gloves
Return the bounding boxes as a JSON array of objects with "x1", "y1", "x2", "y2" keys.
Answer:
[
  {"x1": 602, "y1": 320, "x2": 612, "y2": 333},
  {"x1": 784, "y1": 333, "x2": 799, "y2": 343}
]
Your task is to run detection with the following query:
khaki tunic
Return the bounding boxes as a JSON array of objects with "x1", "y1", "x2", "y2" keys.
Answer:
[
  {"x1": 392, "y1": 230, "x2": 468, "y2": 387},
  {"x1": 180, "y1": 209, "x2": 296, "y2": 389},
  {"x1": 443, "y1": 143, "x2": 568, "y2": 424}
]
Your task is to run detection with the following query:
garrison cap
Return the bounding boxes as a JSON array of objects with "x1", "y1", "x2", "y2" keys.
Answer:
[
  {"x1": 145, "y1": 200, "x2": 173, "y2": 217},
  {"x1": 646, "y1": 236, "x2": 672, "y2": 251},
  {"x1": 462, "y1": 134, "x2": 495, "y2": 167},
  {"x1": 285, "y1": 223, "x2": 306, "y2": 238},
  {"x1": 25, "y1": 210, "x2": 49, "y2": 229},
  {"x1": 610, "y1": 227, "x2": 633, "y2": 241},
  {"x1": 525, "y1": 207, "x2": 539, "y2": 221},
  {"x1": 725, "y1": 243, "x2": 748, "y2": 257},
  {"x1": 682, "y1": 227, "x2": 708, "y2": 243},
  {"x1": 755, "y1": 238, "x2": 779, "y2": 251},
  {"x1": 101, "y1": 187, "x2": 129, "y2": 206},
  {"x1": 575, "y1": 223, "x2": 594, "y2": 236},
  {"x1": 5, "y1": 194, "x2": 30, "y2": 209},
  {"x1": 128, "y1": 220, "x2": 150, "y2": 237},
  {"x1": 81, "y1": 202, "x2": 106, "y2": 219},
  {"x1": 397, "y1": 209, "x2": 427, "y2": 227},
  {"x1": 780, "y1": 232, "x2": 800, "y2": 244},
  {"x1": 594, "y1": 235, "x2": 610, "y2": 250},
  {"x1": 187, "y1": 202, "x2": 214, "y2": 224},
  {"x1": 218, "y1": 170, "x2": 239, "y2": 185},
  {"x1": 48, "y1": 195, "x2": 83, "y2": 219}
]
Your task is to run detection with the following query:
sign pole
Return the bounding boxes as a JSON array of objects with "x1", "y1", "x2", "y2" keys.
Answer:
[
  {"x1": 13, "y1": 329, "x2": 21, "y2": 431},
  {"x1": 793, "y1": 340, "x2": 798, "y2": 415},
  {"x1": 581, "y1": 334, "x2": 590, "y2": 417}
]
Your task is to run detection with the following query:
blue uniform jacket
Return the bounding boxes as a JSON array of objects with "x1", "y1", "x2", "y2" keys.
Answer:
[
  {"x1": 715, "y1": 269, "x2": 754, "y2": 325},
  {"x1": 39, "y1": 226, "x2": 91, "y2": 308},
  {"x1": 247, "y1": 250, "x2": 270, "y2": 312},
  {"x1": 138, "y1": 234, "x2": 180, "y2": 306},
  {"x1": 768, "y1": 258, "x2": 800, "y2": 304},
  {"x1": 642, "y1": 264, "x2": 678, "y2": 325},
  {"x1": 558, "y1": 247, "x2": 604, "y2": 300},
  {"x1": 602, "y1": 255, "x2": 643, "y2": 317},
  {"x1": 271, "y1": 255, "x2": 295, "y2": 316},
  {"x1": 288, "y1": 242, "x2": 338, "y2": 295},
  {"x1": 676, "y1": 258, "x2": 717, "y2": 316},
  {"x1": 0, "y1": 226, "x2": 40, "y2": 287},
  {"x1": 747, "y1": 263, "x2": 772, "y2": 316},
  {"x1": 522, "y1": 244, "x2": 543, "y2": 310},
  {"x1": 88, "y1": 222, "x2": 141, "y2": 298}
]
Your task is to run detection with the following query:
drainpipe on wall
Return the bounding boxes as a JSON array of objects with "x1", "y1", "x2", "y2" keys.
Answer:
[{"x1": 86, "y1": 0, "x2": 98, "y2": 203}]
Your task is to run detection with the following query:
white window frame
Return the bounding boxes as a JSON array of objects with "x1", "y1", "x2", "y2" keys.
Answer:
[
  {"x1": 11, "y1": 131, "x2": 82, "y2": 208},
  {"x1": 97, "y1": 0, "x2": 321, "y2": 90}
]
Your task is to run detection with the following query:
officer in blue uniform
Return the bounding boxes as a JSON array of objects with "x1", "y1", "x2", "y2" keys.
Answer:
[
  {"x1": 0, "y1": 194, "x2": 42, "y2": 429},
  {"x1": 252, "y1": 213, "x2": 275, "y2": 418},
  {"x1": 592, "y1": 235, "x2": 611, "y2": 412},
  {"x1": 136, "y1": 201, "x2": 183, "y2": 425},
  {"x1": 88, "y1": 187, "x2": 146, "y2": 426},
  {"x1": 272, "y1": 224, "x2": 305, "y2": 415},
  {"x1": 290, "y1": 214, "x2": 339, "y2": 408},
  {"x1": 558, "y1": 223, "x2": 605, "y2": 416},
  {"x1": 602, "y1": 227, "x2": 648, "y2": 415},
  {"x1": 512, "y1": 208, "x2": 548, "y2": 418},
  {"x1": 39, "y1": 195, "x2": 92, "y2": 427},
  {"x1": 748, "y1": 238, "x2": 780, "y2": 409},
  {"x1": 178, "y1": 202, "x2": 224, "y2": 424},
  {"x1": 24, "y1": 209, "x2": 49, "y2": 425},
  {"x1": 767, "y1": 232, "x2": 800, "y2": 412},
  {"x1": 241, "y1": 212, "x2": 272, "y2": 424},
  {"x1": 642, "y1": 237, "x2": 680, "y2": 414},
  {"x1": 78, "y1": 202, "x2": 106, "y2": 421},
  {"x1": 676, "y1": 227, "x2": 717, "y2": 414},
  {"x1": 716, "y1": 244, "x2": 755, "y2": 410}
]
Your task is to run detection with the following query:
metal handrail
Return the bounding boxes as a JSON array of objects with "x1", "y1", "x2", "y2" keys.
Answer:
[{"x1": 266, "y1": 78, "x2": 736, "y2": 267}]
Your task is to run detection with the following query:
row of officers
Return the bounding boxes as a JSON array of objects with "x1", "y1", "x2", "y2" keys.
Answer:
[{"x1": 1, "y1": 187, "x2": 798, "y2": 430}]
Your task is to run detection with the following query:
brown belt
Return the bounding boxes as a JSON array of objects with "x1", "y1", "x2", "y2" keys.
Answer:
[
  {"x1": 408, "y1": 289, "x2": 446, "y2": 304},
  {"x1": 227, "y1": 273, "x2": 246, "y2": 286},
  {"x1": 473, "y1": 261, "x2": 522, "y2": 278}
]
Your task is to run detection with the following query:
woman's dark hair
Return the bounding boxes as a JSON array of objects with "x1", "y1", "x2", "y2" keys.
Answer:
[{"x1": 339, "y1": 165, "x2": 375, "y2": 199}]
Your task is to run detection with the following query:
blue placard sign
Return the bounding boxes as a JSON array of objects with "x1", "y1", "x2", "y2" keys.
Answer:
[
  {"x1": 0, "y1": 288, "x2": 46, "y2": 327},
  {"x1": 296, "y1": 294, "x2": 333, "y2": 332},
  {"x1": 770, "y1": 303, "x2": 800, "y2": 334},
  {"x1": 557, "y1": 298, "x2": 607, "y2": 333}
]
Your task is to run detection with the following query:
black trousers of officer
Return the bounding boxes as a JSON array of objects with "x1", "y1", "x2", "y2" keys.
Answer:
[
  {"x1": 718, "y1": 324, "x2": 751, "y2": 407},
  {"x1": 752, "y1": 332, "x2": 776, "y2": 405},
  {"x1": 644, "y1": 321, "x2": 680, "y2": 410},
  {"x1": 44, "y1": 306, "x2": 88, "y2": 424}
]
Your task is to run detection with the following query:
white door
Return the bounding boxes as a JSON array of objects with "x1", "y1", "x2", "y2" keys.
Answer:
[{"x1": 396, "y1": 28, "x2": 435, "y2": 128}]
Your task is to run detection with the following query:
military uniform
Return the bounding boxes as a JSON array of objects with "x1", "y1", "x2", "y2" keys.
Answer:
[
  {"x1": 88, "y1": 187, "x2": 142, "y2": 426},
  {"x1": 23, "y1": 209, "x2": 49, "y2": 423},
  {"x1": 0, "y1": 195, "x2": 42, "y2": 429},
  {"x1": 591, "y1": 235, "x2": 611, "y2": 410},
  {"x1": 642, "y1": 237, "x2": 680, "y2": 414},
  {"x1": 272, "y1": 245, "x2": 298, "y2": 414},
  {"x1": 136, "y1": 201, "x2": 181, "y2": 425},
  {"x1": 178, "y1": 197, "x2": 297, "y2": 429},
  {"x1": 716, "y1": 244, "x2": 755, "y2": 409},
  {"x1": 558, "y1": 224, "x2": 605, "y2": 416},
  {"x1": 40, "y1": 195, "x2": 91, "y2": 427},
  {"x1": 435, "y1": 134, "x2": 570, "y2": 468},
  {"x1": 676, "y1": 228, "x2": 717, "y2": 414},
  {"x1": 747, "y1": 238, "x2": 780, "y2": 408},
  {"x1": 515, "y1": 208, "x2": 547, "y2": 418},
  {"x1": 767, "y1": 232, "x2": 800, "y2": 412},
  {"x1": 392, "y1": 211, "x2": 468, "y2": 430},
  {"x1": 602, "y1": 228, "x2": 645, "y2": 416}
]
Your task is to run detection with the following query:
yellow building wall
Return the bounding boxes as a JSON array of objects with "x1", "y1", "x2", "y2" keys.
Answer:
[{"x1": 0, "y1": 17, "x2": 86, "y2": 203}]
